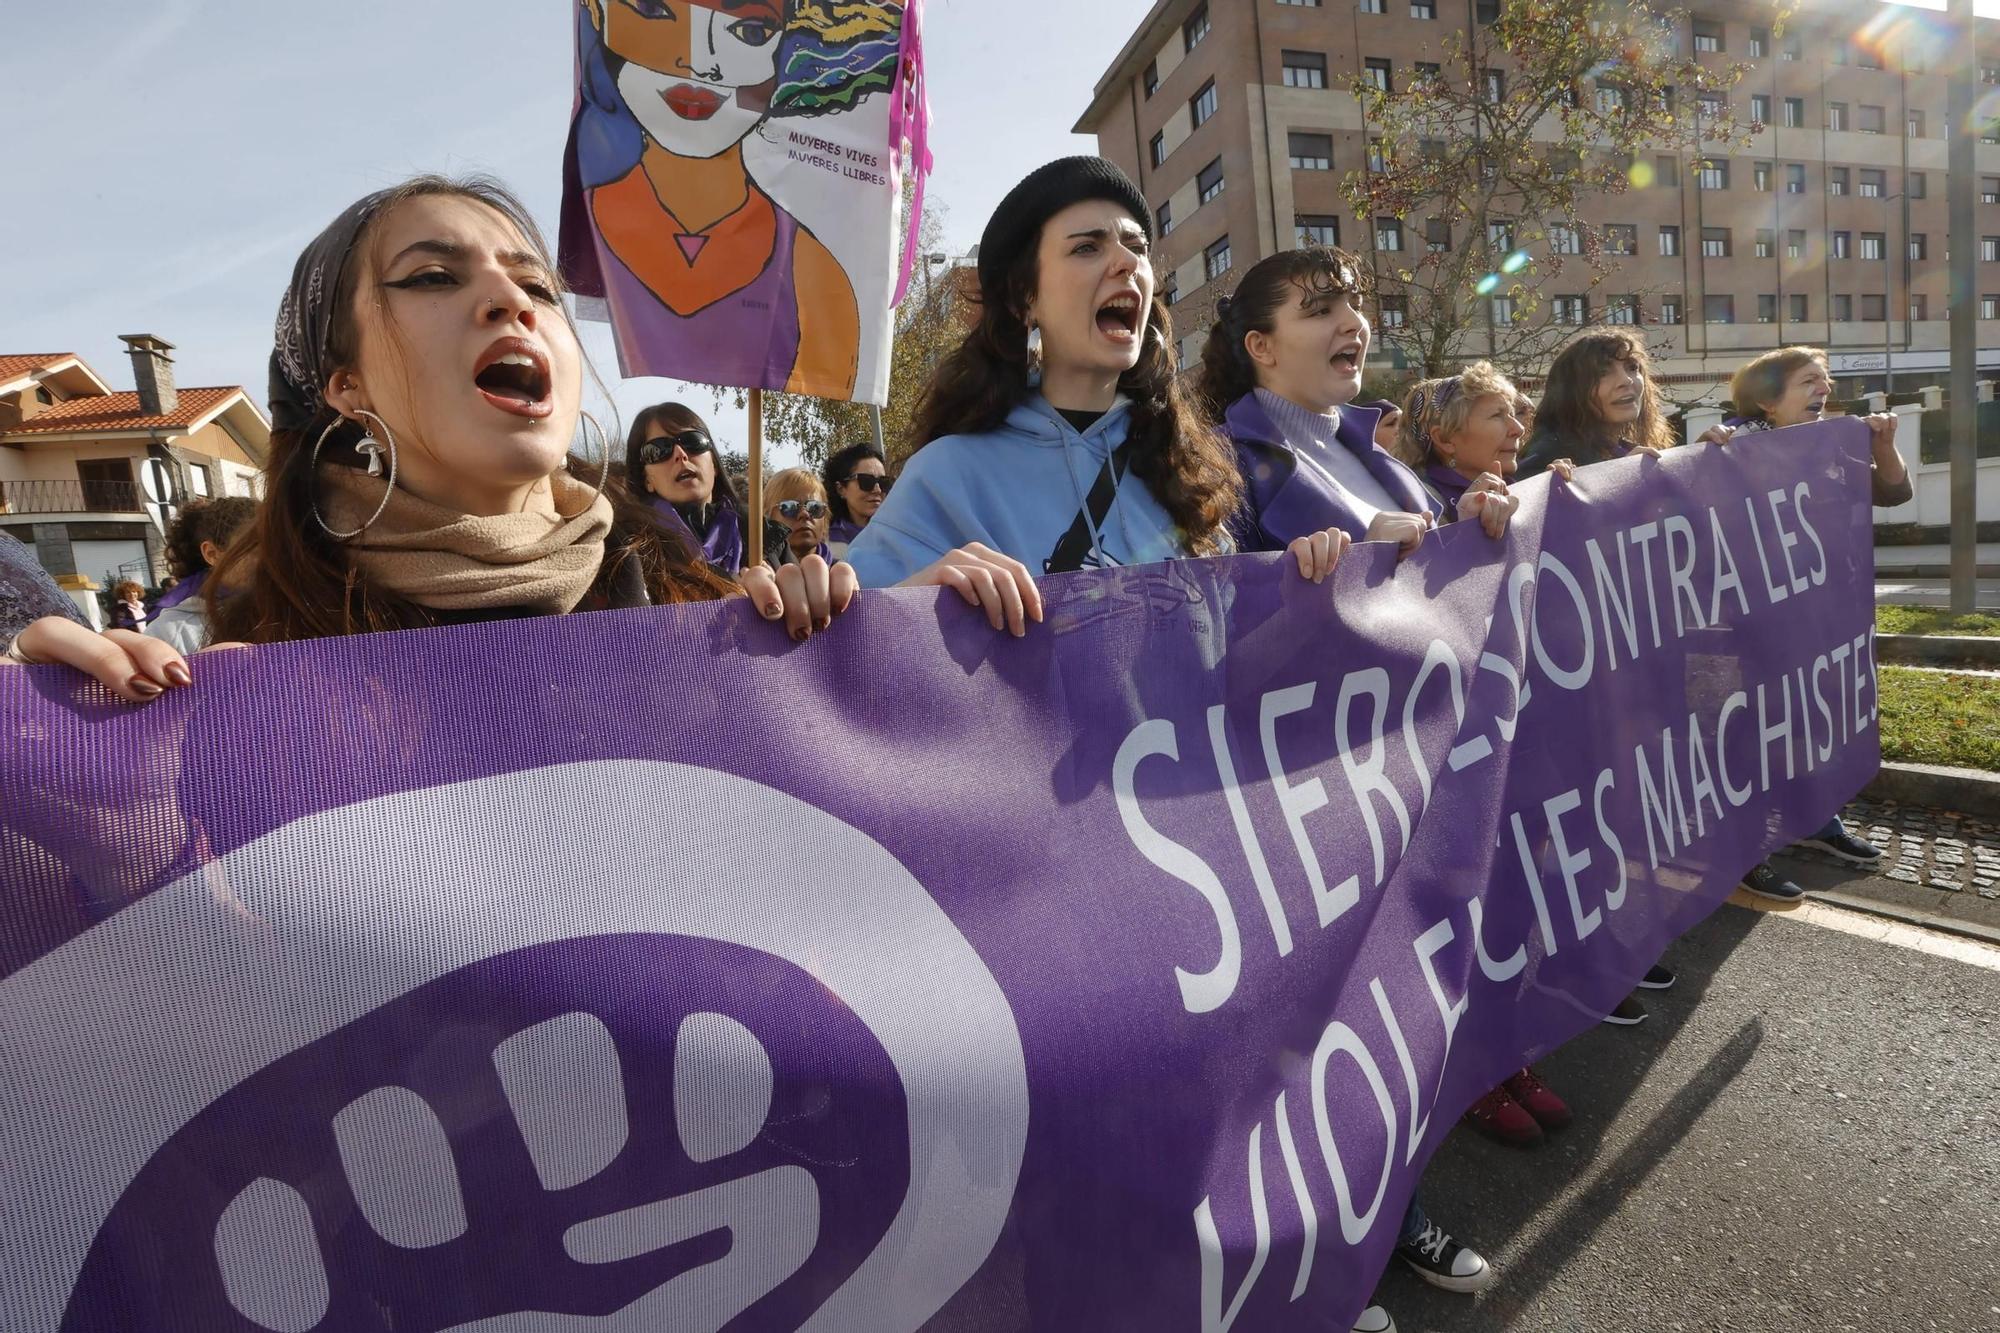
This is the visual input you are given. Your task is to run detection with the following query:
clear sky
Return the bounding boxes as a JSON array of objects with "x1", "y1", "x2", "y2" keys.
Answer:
[{"x1": 0, "y1": 0, "x2": 1156, "y2": 470}]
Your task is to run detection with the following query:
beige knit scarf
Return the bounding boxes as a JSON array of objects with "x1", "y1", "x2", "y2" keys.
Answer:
[{"x1": 320, "y1": 467, "x2": 614, "y2": 613}]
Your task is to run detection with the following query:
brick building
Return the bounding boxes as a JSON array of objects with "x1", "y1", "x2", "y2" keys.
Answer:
[
  {"x1": 0, "y1": 337, "x2": 267, "y2": 595},
  {"x1": 1076, "y1": 0, "x2": 2000, "y2": 401}
]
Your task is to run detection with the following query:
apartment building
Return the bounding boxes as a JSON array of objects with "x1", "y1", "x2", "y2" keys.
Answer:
[
  {"x1": 0, "y1": 337, "x2": 268, "y2": 592},
  {"x1": 1076, "y1": 0, "x2": 2000, "y2": 399}
]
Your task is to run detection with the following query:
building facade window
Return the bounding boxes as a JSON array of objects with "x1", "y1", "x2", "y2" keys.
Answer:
[
  {"x1": 1378, "y1": 295, "x2": 1408, "y2": 327},
  {"x1": 1983, "y1": 236, "x2": 2000, "y2": 262},
  {"x1": 1859, "y1": 169, "x2": 1885, "y2": 198},
  {"x1": 1783, "y1": 33, "x2": 1803, "y2": 61},
  {"x1": 1693, "y1": 19, "x2": 1722, "y2": 52},
  {"x1": 1910, "y1": 295, "x2": 1928, "y2": 321},
  {"x1": 1757, "y1": 294, "x2": 1778, "y2": 324},
  {"x1": 1204, "y1": 234, "x2": 1232, "y2": 282},
  {"x1": 1698, "y1": 92, "x2": 1725, "y2": 120},
  {"x1": 1790, "y1": 294, "x2": 1808, "y2": 321},
  {"x1": 1828, "y1": 102, "x2": 1848, "y2": 132},
  {"x1": 1597, "y1": 84, "x2": 1625, "y2": 114},
  {"x1": 1658, "y1": 224, "x2": 1681, "y2": 257},
  {"x1": 1753, "y1": 161, "x2": 1772, "y2": 191},
  {"x1": 1654, "y1": 155, "x2": 1678, "y2": 187},
  {"x1": 1150, "y1": 132, "x2": 1166, "y2": 168},
  {"x1": 1358, "y1": 0, "x2": 1384, "y2": 11},
  {"x1": 1754, "y1": 229, "x2": 1775, "y2": 258},
  {"x1": 1788, "y1": 229, "x2": 1806, "y2": 258},
  {"x1": 1908, "y1": 110, "x2": 1926, "y2": 138},
  {"x1": 1163, "y1": 271, "x2": 1179, "y2": 306},
  {"x1": 1183, "y1": 3, "x2": 1210, "y2": 52},
  {"x1": 1475, "y1": 0, "x2": 1499, "y2": 19},
  {"x1": 1750, "y1": 94, "x2": 1771, "y2": 123},
  {"x1": 1699, "y1": 159, "x2": 1728, "y2": 190},
  {"x1": 1158, "y1": 199, "x2": 1173, "y2": 234},
  {"x1": 1415, "y1": 61, "x2": 1441, "y2": 85},
  {"x1": 1197, "y1": 157, "x2": 1225, "y2": 204},
  {"x1": 1607, "y1": 295, "x2": 1638, "y2": 324},
  {"x1": 1911, "y1": 171, "x2": 1927, "y2": 199},
  {"x1": 1704, "y1": 295, "x2": 1736, "y2": 324},
  {"x1": 1191, "y1": 79, "x2": 1218, "y2": 128},
  {"x1": 1483, "y1": 68, "x2": 1505, "y2": 102},
  {"x1": 1490, "y1": 295, "x2": 1516, "y2": 326},
  {"x1": 1487, "y1": 219, "x2": 1514, "y2": 250},
  {"x1": 1984, "y1": 178, "x2": 2000, "y2": 205},
  {"x1": 1786, "y1": 163, "x2": 1806, "y2": 194},
  {"x1": 1860, "y1": 232, "x2": 1884, "y2": 261},
  {"x1": 1297, "y1": 215, "x2": 1340, "y2": 246},
  {"x1": 1425, "y1": 217, "x2": 1451, "y2": 251},
  {"x1": 1910, "y1": 234, "x2": 1928, "y2": 261},
  {"x1": 1983, "y1": 295, "x2": 2000, "y2": 320},
  {"x1": 1376, "y1": 218, "x2": 1404, "y2": 251},
  {"x1": 1143, "y1": 61, "x2": 1158, "y2": 98},
  {"x1": 1661, "y1": 295, "x2": 1684, "y2": 325},
  {"x1": 1364, "y1": 58, "x2": 1392, "y2": 92},
  {"x1": 1858, "y1": 105, "x2": 1885, "y2": 134},
  {"x1": 1367, "y1": 140, "x2": 1387, "y2": 172},
  {"x1": 1604, "y1": 223, "x2": 1637, "y2": 255},
  {"x1": 1832, "y1": 230, "x2": 1851, "y2": 259},
  {"x1": 1833, "y1": 294, "x2": 1853, "y2": 321},
  {"x1": 1283, "y1": 50, "x2": 1328, "y2": 89},
  {"x1": 1701, "y1": 226, "x2": 1730, "y2": 257},
  {"x1": 1411, "y1": 0, "x2": 1436, "y2": 17},
  {"x1": 1277, "y1": 0, "x2": 1322, "y2": 5},
  {"x1": 1749, "y1": 27, "x2": 1769, "y2": 57},
  {"x1": 1552, "y1": 295, "x2": 1588, "y2": 324},
  {"x1": 1550, "y1": 224, "x2": 1581, "y2": 255},
  {"x1": 1861, "y1": 293, "x2": 1887, "y2": 321},
  {"x1": 1288, "y1": 132, "x2": 1333, "y2": 170},
  {"x1": 1828, "y1": 167, "x2": 1849, "y2": 197}
]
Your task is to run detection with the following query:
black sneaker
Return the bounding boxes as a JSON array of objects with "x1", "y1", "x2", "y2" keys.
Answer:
[
  {"x1": 1638, "y1": 963, "x2": 1676, "y2": 990},
  {"x1": 1600, "y1": 993, "x2": 1648, "y2": 1026},
  {"x1": 1741, "y1": 861, "x2": 1805, "y2": 902},
  {"x1": 1396, "y1": 1220, "x2": 1495, "y2": 1293},
  {"x1": 1799, "y1": 829, "x2": 1885, "y2": 866}
]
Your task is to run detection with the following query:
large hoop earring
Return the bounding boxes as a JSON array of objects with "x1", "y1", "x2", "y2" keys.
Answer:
[
  {"x1": 308, "y1": 409, "x2": 397, "y2": 541},
  {"x1": 561, "y1": 410, "x2": 613, "y2": 518},
  {"x1": 1024, "y1": 323, "x2": 1043, "y2": 373}
]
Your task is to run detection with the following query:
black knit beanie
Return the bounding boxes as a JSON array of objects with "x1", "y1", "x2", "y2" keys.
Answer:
[{"x1": 977, "y1": 156, "x2": 1154, "y2": 304}]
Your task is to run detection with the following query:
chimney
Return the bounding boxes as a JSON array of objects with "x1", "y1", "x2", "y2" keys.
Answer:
[{"x1": 119, "y1": 334, "x2": 178, "y2": 415}]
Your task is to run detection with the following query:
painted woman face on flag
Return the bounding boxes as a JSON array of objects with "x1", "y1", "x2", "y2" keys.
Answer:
[{"x1": 600, "y1": 0, "x2": 784, "y2": 160}]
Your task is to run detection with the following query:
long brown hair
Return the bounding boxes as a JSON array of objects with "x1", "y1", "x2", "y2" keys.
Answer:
[
  {"x1": 1193, "y1": 245, "x2": 1369, "y2": 420},
  {"x1": 906, "y1": 224, "x2": 1241, "y2": 555},
  {"x1": 1535, "y1": 329, "x2": 1673, "y2": 453},
  {"x1": 211, "y1": 176, "x2": 734, "y2": 643}
]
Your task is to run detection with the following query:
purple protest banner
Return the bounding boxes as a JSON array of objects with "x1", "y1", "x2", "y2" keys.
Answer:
[{"x1": 0, "y1": 420, "x2": 1877, "y2": 1332}]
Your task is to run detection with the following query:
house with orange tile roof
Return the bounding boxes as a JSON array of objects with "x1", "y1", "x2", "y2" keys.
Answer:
[{"x1": 0, "y1": 337, "x2": 268, "y2": 601}]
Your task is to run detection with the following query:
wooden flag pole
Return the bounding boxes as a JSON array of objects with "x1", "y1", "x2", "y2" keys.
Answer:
[{"x1": 746, "y1": 388, "x2": 765, "y2": 569}]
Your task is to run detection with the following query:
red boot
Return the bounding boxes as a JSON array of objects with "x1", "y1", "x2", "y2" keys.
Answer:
[
  {"x1": 1462, "y1": 1083, "x2": 1542, "y2": 1146},
  {"x1": 1504, "y1": 1066, "x2": 1573, "y2": 1133}
]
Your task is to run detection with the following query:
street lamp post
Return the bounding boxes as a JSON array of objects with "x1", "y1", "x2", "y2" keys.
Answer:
[{"x1": 1948, "y1": 0, "x2": 1979, "y2": 612}]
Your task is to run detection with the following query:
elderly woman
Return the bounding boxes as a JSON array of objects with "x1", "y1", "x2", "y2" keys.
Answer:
[{"x1": 763, "y1": 467, "x2": 832, "y2": 568}]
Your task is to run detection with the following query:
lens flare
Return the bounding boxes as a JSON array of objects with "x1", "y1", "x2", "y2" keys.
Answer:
[
  {"x1": 1502, "y1": 250, "x2": 1530, "y2": 274},
  {"x1": 1627, "y1": 160, "x2": 1656, "y2": 189},
  {"x1": 1475, "y1": 273, "x2": 1502, "y2": 296}
]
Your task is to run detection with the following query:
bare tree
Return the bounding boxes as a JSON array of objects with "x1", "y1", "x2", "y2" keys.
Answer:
[{"x1": 1341, "y1": 0, "x2": 1783, "y2": 379}]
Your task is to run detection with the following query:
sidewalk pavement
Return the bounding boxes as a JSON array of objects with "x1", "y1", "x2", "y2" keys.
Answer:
[{"x1": 1772, "y1": 795, "x2": 2000, "y2": 942}]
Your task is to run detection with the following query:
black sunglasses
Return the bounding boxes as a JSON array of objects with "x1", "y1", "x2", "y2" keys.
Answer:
[
  {"x1": 843, "y1": 472, "x2": 894, "y2": 495},
  {"x1": 775, "y1": 499, "x2": 828, "y2": 522},
  {"x1": 638, "y1": 431, "x2": 714, "y2": 465}
]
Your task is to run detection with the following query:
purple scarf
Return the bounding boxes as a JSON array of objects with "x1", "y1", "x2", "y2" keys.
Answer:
[
  {"x1": 1423, "y1": 464, "x2": 1473, "y2": 521},
  {"x1": 650, "y1": 498, "x2": 744, "y2": 573},
  {"x1": 155, "y1": 570, "x2": 204, "y2": 610}
]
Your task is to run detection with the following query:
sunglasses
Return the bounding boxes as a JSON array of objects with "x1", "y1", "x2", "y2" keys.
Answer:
[
  {"x1": 843, "y1": 473, "x2": 894, "y2": 495},
  {"x1": 638, "y1": 431, "x2": 714, "y2": 466},
  {"x1": 774, "y1": 499, "x2": 828, "y2": 522}
]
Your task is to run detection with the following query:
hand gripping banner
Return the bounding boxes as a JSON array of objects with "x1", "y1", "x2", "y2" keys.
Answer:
[
  {"x1": 0, "y1": 421, "x2": 1878, "y2": 1332},
  {"x1": 559, "y1": 0, "x2": 921, "y2": 405}
]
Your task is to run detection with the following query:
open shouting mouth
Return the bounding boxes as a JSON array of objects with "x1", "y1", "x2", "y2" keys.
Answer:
[
  {"x1": 1096, "y1": 291, "x2": 1142, "y2": 343},
  {"x1": 472, "y1": 337, "x2": 553, "y2": 419},
  {"x1": 663, "y1": 83, "x2": 726, "y2": 121}
]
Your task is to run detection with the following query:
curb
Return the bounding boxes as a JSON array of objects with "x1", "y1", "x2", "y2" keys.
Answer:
[
  {"x1": 1876, "y1": 633, "x2": 2000, "y2": 667},
  {"x1": 1862, "y1": 760, "x2": 2000, "y2": 818},
  {"x1": 1801, "y1": 888, "x2": 2000, "y2": 950}
]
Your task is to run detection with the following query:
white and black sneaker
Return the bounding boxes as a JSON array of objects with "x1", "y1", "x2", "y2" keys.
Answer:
[
  {"x1": 1351, "y1": 1305, "x2": 1396, "y2": 1333},
  {"x1": 1741, "y1": 861, "x2": 1805, "y2": 902},
  {"x1": 1799, "y1": 829, "x2": 1885, "y2": 866},
  {"x1": 1396, "y1": 1221, "x2": 1496, "y2": 1293}
]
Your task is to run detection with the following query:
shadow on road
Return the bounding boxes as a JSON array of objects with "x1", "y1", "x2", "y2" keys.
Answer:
[{"x1": 1383, "y1": 904, "x2": 1765, "y2": 1326}]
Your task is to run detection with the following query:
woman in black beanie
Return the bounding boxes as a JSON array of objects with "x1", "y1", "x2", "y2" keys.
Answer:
[{"x1": 845, "y1": 156, "x2": 1351, "y2": 590}]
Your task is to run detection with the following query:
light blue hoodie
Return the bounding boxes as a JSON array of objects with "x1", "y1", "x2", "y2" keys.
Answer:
[{"x1": 846, "y1": 394, "x2": 1191, "y2": 587}]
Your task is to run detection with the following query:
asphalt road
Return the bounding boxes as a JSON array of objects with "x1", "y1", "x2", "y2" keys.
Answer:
[
  {"x1": 1875, "y1": 577, "x2": 2000, "y2": 610},
  {"x1": 1373, "y1": 899, "x2": 2000, "y2": 1333}
]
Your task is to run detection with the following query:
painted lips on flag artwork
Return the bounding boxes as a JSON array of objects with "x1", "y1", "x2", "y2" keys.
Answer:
[
  {"x1": 0, "y1": 421, "x2": 1878, "y2": 1332},
  {"x1": 560, "y1": 0, "x2": 921, "y2": 405}
]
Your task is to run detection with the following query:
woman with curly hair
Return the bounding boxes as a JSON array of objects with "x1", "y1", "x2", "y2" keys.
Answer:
[
  {"x1": 1513, "y1": 328, "x2": 1676, "y2": 478},
  {"x1": 147, "y1": 497, "x2": 258, "y2": 652}
]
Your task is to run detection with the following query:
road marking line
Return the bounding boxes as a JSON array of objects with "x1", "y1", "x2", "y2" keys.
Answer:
[{"x1": 1730, "y1": 889, "x2": 2000, "y2": 972}]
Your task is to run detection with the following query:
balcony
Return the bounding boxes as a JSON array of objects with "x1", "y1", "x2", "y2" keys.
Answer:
[{"x1": 0, "y1": 479, "x2": 143, "y2": 515}]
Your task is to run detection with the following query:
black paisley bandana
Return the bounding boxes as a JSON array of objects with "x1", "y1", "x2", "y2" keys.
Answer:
[{"x1": 268, "y1": 189, "x2": 394, "y2": 435}]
